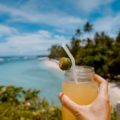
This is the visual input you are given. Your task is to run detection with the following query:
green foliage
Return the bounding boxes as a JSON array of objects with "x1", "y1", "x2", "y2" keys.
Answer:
[
  {"x1": 111, "y1": 108, "x2": 117, "y2": 120},
  {"x1": 70, "y1": 38, "x2": 81, "y2": 58},
  {"x1": 84, "y1": 22, "x2": 93, "y2": 32},
  {"x1": 48, "y1": 44, "x2": 67, "y2": 59},
  {"x1": 48, "y1": 23, "x2": 120, "y2": 80},
  {"x1": 0, "y1": 86, "x2": 61, "y2": 120}
]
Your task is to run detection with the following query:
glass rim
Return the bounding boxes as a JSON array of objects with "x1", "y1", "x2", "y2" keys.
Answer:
[{"x1": 66, "y1": 65, "x2": 95, "y2": 74}]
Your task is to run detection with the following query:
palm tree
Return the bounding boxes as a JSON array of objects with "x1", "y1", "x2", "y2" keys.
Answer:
[
  {"x1": 75, "y1": 28, "x2": 81, "y2": 39},
  {"x1": 116, "y1": 31, "x2": 120, "y2": 43},
  {"x1": 84, "y1": 22, "x2": 93, "y2": 33}
]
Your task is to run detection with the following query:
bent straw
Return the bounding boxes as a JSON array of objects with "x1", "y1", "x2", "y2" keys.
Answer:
[{"x1": 62, "y1": 44, "x2": 78, "y2": 84}]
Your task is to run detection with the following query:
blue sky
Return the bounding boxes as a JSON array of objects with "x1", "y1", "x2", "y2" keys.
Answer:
[{"x1": 0, "y1": 0, "x2": 120, "y2": 56}]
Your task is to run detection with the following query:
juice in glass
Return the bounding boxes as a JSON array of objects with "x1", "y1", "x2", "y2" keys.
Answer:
[{"x1": 62, "y1": 66, "x2": 98, "y2": 120}]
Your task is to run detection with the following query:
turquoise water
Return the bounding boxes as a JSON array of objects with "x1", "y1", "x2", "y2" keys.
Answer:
[{"x1": 0, "y1": 58, "x2": 64, "y2": 105}]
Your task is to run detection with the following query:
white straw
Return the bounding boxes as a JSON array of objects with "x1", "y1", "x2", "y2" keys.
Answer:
[{"x1": 62, "y1": 44, "x2": 78, "y2": 84}]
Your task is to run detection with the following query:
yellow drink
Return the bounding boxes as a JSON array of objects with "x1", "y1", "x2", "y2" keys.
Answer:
[{"x1": 62, "y1": 80, "x2": 98, "y2": 120}]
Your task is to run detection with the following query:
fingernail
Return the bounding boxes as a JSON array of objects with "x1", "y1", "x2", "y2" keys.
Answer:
[{"x1": 59, "y1": 92, "x2": 64, "y2": 100}]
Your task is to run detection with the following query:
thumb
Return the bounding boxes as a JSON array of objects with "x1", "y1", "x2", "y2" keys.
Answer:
[{"x1": 59, "y1": 92, "x2": 80, "y2": 114}]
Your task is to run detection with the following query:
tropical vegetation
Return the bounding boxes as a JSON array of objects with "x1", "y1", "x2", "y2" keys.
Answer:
[
  {"x1": 0, "y1": 85, "x2": 61, "y2": 120},
  {"x1": 48, "y1": 22, "x2": 120, "y2": 80}
]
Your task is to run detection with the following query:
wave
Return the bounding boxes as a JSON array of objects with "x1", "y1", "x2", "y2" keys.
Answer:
[
  {"x1": 0, "y1": 58, "x2": 4, "y2": 62},
  {"x1": 0, "y1": 56, "x2": 37, "y2": 63}
]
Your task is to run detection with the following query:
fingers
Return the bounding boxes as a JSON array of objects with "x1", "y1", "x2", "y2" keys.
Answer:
[
  {"x1": 59, "y1": 92, "x2": 79, "y2": 113},
  {"x1": 93, "y1": 74, "x2": 108, "y2": 95},
  {"x1": 108, "y1": 104, "x2": 112, "y2": 120},
  {"x1": 93, "y1": 74, "x2": 106, "y2": 83}
]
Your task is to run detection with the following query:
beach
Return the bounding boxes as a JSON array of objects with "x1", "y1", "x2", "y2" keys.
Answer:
[
  {"x1": 109, "y1": 83, "x2": 120, "y2": 106},
  {"x1": 43, "y1": 58, "x2": 60, "y2": 70}
]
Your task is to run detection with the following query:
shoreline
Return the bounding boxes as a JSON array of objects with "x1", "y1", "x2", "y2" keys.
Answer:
[
  {"x1": 109, "y1": 83, "x2": 120, "y2": 106},
  {"x1": 42, "y1": 58, "x2": 62, "y2": 71}
]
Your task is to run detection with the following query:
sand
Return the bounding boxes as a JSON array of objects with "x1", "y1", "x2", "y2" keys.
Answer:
[
  {"x1": 43, "y1": 58, "x2": 60, "y2": 70},
  {"x1": 109, "y1": 83, "x2": 120, "y2": 106}
]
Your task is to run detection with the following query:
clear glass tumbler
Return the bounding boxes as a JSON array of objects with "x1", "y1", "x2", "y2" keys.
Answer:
[{"x1": 62, "y1": 66, "x2": 98, "y2": 120}]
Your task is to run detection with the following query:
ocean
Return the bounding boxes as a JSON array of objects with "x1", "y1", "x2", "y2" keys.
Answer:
[{"x1": 0, "y1": 57, "x2": 64, "y2": 105}]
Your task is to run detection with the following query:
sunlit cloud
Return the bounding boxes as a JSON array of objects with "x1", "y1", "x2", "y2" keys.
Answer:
[
  {"x1": 0, "y1": 4, "x2": 83, "y2": 30},
  {"x1": 94, "y1": 13, "x2": 120, "y2": 34},
  {"x1": 0, "y1": 24, "x2": 18, "y2": 36},
  {"x1": 69, "y1": 0, "x2": 116, "y2": 12},
  {"x1": 0, "y1": 30, "x2": 68, "y2": 55}
]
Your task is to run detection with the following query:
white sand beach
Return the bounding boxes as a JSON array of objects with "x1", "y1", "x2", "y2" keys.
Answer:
[
  {"x1": 43, "y1": 58, "x2": 63, "y2": 71},
  {"x1": 109, "y1": 83, "x2": 120, "y2": 106}
]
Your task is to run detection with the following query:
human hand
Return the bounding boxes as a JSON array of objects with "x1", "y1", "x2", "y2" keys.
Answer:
[{"x1": 59, "y1": 74, "x2": 111, "y2": 120}]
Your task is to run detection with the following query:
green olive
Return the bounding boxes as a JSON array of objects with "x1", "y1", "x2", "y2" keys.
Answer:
[{"x1": 59, "y1": 57, "x2": 72, "y2": 70}]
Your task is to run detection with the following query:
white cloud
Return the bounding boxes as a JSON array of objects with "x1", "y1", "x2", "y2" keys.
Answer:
[
  {"x1": 0, "y1": 30, "x2": 69, "y2": 55},
  {"x1": 0, "y1": 4, "x2": 83, "y2": 30},
  {"x1": 70, "y1": 0, "x2": 115, "y2": 12},
  {"x1": 0, "y1": 3, "x2": 72, "y2": 55},
  {"x1": 94, "y1": 13, "x2": 120, "y2": 34},
  {"x1": 0, "y1": 24, "x2": 18, "y2": 36}
]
